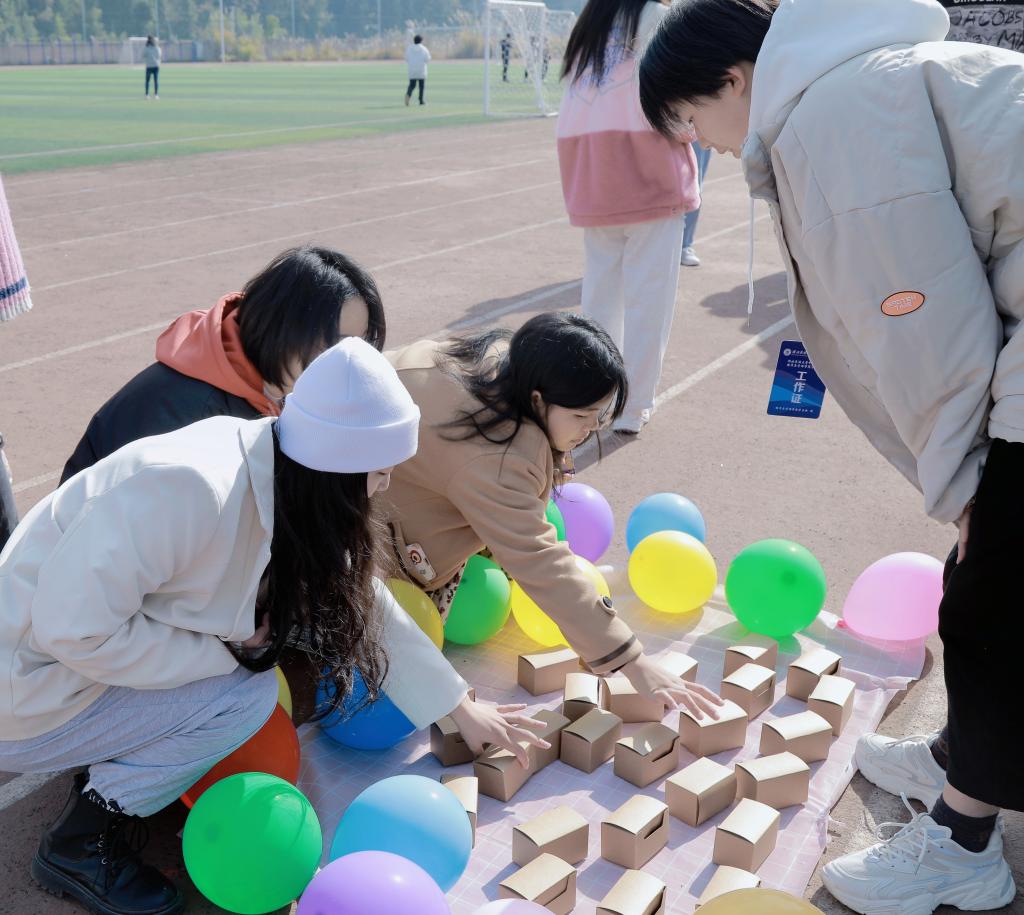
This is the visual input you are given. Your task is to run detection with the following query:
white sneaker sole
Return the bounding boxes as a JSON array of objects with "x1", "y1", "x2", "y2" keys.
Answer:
[{"x1": 854, "y1": 744, "x2": 943, "y2": 809}]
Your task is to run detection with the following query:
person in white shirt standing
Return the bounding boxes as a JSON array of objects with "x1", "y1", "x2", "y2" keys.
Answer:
[
  {"x1": 405, "y1": 34, "x2": 431, "y2": 106},
  {"x1": 142, "y1": 35, "x2": 161, "y2": 100}
]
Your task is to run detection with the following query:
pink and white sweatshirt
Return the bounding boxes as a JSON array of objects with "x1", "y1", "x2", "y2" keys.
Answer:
[{"x1": 557, "y1": 1, "x2": 699, "y2": 228}]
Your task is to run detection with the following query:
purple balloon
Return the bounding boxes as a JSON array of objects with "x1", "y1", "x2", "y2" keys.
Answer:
[
  {"x1": 297, "y1": 851, "x2": 450, "y2": 915},
  {"x1": 553, "y1": 482, "x2": 614, "y2": 562}
]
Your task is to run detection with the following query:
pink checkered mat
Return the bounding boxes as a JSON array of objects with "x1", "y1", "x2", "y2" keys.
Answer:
[{"x1": 298, "y1": 567, "x2": 926, "y2": 913}]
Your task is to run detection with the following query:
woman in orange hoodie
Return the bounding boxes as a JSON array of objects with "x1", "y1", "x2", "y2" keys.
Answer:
[{"x1": 61, "y1": 244, "x2": 385, "y2": 482}]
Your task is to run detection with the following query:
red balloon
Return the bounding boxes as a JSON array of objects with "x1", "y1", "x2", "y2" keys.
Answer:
[{"x1": 181, "y1": 704, "x2": 300, "y2": 809}]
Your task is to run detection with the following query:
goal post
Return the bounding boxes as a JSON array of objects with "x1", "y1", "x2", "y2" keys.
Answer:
[{"x1": 118, "y1": 36, "x2": 150, "y2": 65}]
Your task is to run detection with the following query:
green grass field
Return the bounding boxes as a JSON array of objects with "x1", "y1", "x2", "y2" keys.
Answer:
[{"x1": 0, "y1": 60, "x2": 501, "y2": 174}]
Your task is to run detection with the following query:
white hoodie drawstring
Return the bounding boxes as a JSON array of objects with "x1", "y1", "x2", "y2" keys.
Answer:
[{"x1": 746, "y1": 197, "x2": 757, "y2": 323}]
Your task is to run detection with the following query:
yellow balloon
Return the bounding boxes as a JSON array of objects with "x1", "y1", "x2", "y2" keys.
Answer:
[
  {"x1": 511, "y1": 555, "x2": 610, "y2": 646},
  {"x1": 628, "y1": 530, "x2": 717, "y2": 613},
  {"x1": 698, "y1": 889, "x2": 824, "y2": 915},
  {"x1": 274, "y1": 666, "x2": 293, "y2": 719},
  {"x1": 387, "y1": 578, "x2": 445, "y2": 649}
]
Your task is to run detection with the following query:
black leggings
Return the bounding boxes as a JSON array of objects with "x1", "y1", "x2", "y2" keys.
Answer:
[
  {"x1": 406, "y1": 78, "x2": 424, "y2": 103},
  {"x1": 145, "y1": 67, "x2": 159, "y2": 96},
  {"x1": 939, "y1": 438, "x2": 1024, "y2": 810}
]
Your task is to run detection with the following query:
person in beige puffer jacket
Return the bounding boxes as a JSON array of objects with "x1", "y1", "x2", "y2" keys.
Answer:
[{"x1": 640, "y1": 0, "x2": 1022, "y2": 912}]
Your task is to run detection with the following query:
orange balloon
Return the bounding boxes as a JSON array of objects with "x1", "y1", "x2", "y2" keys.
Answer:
[{"x1": 181, "y1": 704, "x2": 300, "y2": 809}]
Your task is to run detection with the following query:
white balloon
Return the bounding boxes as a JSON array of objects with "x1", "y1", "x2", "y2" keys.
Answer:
[{"x1": 475, "y1": 902, "x2": 550, "y2": 914}]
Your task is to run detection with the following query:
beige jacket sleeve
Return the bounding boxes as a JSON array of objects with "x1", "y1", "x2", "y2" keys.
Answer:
[{"x1": 446, "y1": 451, "x2": 641, "y2": 674}]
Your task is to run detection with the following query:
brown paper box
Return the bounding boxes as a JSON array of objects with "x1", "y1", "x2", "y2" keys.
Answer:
[
  {"x1": 601, "y1": 795, "x2": 669, "y2": 869},
  {"x1": 713, "y1": 798, "x2": 780, "y2": 872},
  {"x1": 786, "y1": 648, "x2": 842, "y2": 701},
  {"x1": 666, "y1": 757, "x2": 736, "y2": 826},
  {"x1": 532, "y1": 708, "x2": 571, "y2": 770},
  {"x1": 602, "y1": 676, "x2": 664, "y2": 723},
  {"x1": 440, "y1": 774, "x2": 478, "y2": 845},
  {"x1": 613, "y1": 722, "x2": 679, "y2": 788},
  {"x1": 734, "y1": 751, "x2": 810, "y2": 809},
  {"x1": 760, "y1": 710, "x2": 833, "y2": 763},
  {"x1": 597, "y1": 869, "x2": 667, "y2": 915},
  {"x1": 696, "y1": 866, "x2": 761, "y2": 907},
  {"x1": 808, "y1": 674, "x2": 856, "y2": 736},
  {"x1": 721, "y1": 663, "x2": 777, "y2": 719},
  {"x1": 475, "y1": 745, "x2": 532, "y2": 802},
  {"x1": 519, "y1": 647, "x2": 582, "y2": 696},
  {"x1": 563, "y1": 672, "x2": 604, "y2": 722},
  {"x1": 513, "y1": 805, "x2": 589, "y2": 866},
  {"x1": 499, "y1": 853, "x2": 577, "y2": 915},
  {"x1": 560, "y1": 708, "x2": 622, "y2": 773},
  {"x1": 431, "y1": 715, "x2": 474, "y2": 767},
  {"x1": 723, "y1": 636, "x2": 779, "y2": 678},
  {"x1": 678, "y1": 699, "x2": 749, "y2": 757},
  {"x1": 660, "y1": 650, "x2": 699, "y2": 682}
]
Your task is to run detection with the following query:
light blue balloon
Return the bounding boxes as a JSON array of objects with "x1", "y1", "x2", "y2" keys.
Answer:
[
  {"x1": 329, "y1": 775, "x2": 472, "y2": 892},
  {"x1": 317, "y1": 670, "x2": 416, "y2": 751},
  {"x1": 626, "y1": 492, "x2": 707, "y2": 552}
]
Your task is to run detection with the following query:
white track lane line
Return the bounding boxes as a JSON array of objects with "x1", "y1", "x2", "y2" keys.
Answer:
[{"x1": 0, "y1": 772, "x2": 59, "y2": 812}]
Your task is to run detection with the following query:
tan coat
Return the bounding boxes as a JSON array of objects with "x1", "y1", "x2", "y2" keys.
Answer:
[{"x1": 383, "y1": 340, "x2": 642, "y2": 674}]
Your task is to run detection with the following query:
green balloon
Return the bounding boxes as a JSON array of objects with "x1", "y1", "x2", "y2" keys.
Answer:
[
  {"x1": 545, "y1": 499, "x2": 567, "y2": 542},
  {"x1": 725, "y1": 539, "x2": 827, "y2": 638},
  {"x1": 183, "y1": 773, "x2": 322, "y2": 915},
  {"x1": 444, "y1": 553, "x2": 512, "y2": 645}
]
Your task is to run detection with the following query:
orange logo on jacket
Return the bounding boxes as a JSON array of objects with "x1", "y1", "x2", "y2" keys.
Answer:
[{"x1": 880, "y1": 291, "x2": 925, "y2": 317}]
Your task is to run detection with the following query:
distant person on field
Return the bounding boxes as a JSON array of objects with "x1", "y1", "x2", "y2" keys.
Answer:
[
  {"x1": 405, "y1": 34, "x2": 431, "y2": 106},
  {"x1": 501, "y1": 32, "x2": 513, "y2": 81},
  {"x1": 143, "y1": 35, "x2": 160, "y2": 100},
  {"x1": 680, "y1": 142, "x2": 711, "y2": 267}
]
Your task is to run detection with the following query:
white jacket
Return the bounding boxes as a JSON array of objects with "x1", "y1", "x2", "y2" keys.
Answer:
[
  {"x1": 406, "y1": 43, "x2": 431, "y2": 79},
  {"x1": 0, "y1": 416, "x2": 466, "y2": 740},
  {"x1": 742, "y1": 0, "x2": 1024, "y2": 522}
]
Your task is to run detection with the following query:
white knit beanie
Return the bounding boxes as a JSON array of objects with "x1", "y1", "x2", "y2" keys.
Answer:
[{"x1": 277, "y1": 337, "x2": 420, "y2": 473}]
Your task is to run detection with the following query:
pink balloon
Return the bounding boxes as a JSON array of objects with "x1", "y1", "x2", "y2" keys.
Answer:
[
  {"x1": 553, "y1": 482, "x2": 614, "y2": 562},
  {"x1": 475, "y1": 902, "x2": 551, "y2": 914},
  {"x1": 841, "y1": 552, "x2": 944, "y2": 641}
]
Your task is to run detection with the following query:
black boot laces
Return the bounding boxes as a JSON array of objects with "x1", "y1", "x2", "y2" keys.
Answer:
[{"x1": 92, "y1": 804, "x2": 150, "y2": 891}]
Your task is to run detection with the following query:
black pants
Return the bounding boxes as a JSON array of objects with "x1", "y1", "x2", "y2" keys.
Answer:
[
  {"x1": 0, "y1": 434, "x2": 16, "y2": 555},
  {"x1": 145, "y1": 67, "x2": 159, "y2": 96},
  {"x1": 406, "y1": 78, "x2": 425, "y2": 103},
  {"x1": 939, "y1": 438, "x2": 1024, "y2": 810}
]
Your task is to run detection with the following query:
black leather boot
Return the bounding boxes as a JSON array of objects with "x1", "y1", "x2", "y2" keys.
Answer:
[{"x1": 31, "y1": 773, "x2": 184, "y2": 915}]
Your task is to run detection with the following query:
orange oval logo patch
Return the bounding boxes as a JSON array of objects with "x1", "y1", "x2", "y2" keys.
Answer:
[{"x1": 881, "y1": 291, "x2": 925, "y2": 317}]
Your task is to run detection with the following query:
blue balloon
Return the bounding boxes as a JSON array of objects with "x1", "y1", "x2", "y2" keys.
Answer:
[
  {"x1": 317, "y1": 670, "x2": 416, "y2": 751},
  {"x1": 626, "y1": 493, "x2": 707, "y2": 552},
  {"x1": 330, "y1": 775, "x2": 473, "y2": 892}
]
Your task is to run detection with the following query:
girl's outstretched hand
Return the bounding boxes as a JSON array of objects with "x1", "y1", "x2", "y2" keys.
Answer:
[
  {"x1": 447, "y1": 697, "x2": 550, "y2": 767},
  {"x1": 620, "y1": 653, "x2": 725, "y2": 720}
]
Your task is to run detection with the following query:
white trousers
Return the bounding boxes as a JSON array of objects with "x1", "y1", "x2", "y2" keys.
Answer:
[{"x1": 581, "y1": 217, "x2": 685, "y2": 430}]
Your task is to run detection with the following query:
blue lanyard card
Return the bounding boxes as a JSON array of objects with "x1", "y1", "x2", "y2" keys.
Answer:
[{"x1": 767, "y1": 340, "x2": 826, "y2": 419}]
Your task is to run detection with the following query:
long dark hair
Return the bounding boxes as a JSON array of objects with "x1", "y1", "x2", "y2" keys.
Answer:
[
  {"x1": 237, "y1": 245, "x2": 387, "y2": 390},
  {"x1": 562, "y1": 0, "x2": 651, "y2": 84},
  {"x1": 233, "y1": 426, "x2": 387, "y2": 718},
  {"x1": 441, "y1": 312, "x2": 628, "y2": 462}
]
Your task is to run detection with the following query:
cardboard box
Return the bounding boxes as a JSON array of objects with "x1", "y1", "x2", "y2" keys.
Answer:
[
  {"x1": 666, "y1": 757, "x2": 737, "y2": 827},
  {"x1": 563, "y1": 672, "x2": 604, "y2": 722},
  {"x1": 519, "y1": 647, "x2": 582, "y2": 696},
  {"x1": 439, "y1": 774, "x2": 478, "y2": 845},
  {"x1": 601, "y1": 795, "x2": 670, "y2": 869},
  {"x1": 499, "y1": 853, "x2": 577, "y2": 915},
  {"x1": 678, "y1": 699, "x2": 749, "y2": 757},
  {"x1": 512, "y1": 805, "x2": 589, "y2": 866},
  {"x1": 723, "y1": 636, "x2": 779, "y2": 678},
  {"x1": 721, "y1": 663, "x2": 776, "y2": 719},
  {"x1": 734, "y1": 751, "x2": 810, "y2": 809},
  {"x1": 713, "y1": 799, "x2": 780, "y2": 872},
  {"x1": 786, "y1": 648, "x2": 842, "y2": 701},
  {"x1": 602, "y1": 676, "x2": 664, "y2": 723},
  {"x1": 660, "y1": 650, "x2": 699, "y2": 682},
  {"x1": 474, "y1": 744, "x2": 532, "y2": 802},
  {"x1": 597, "y1": 869, "x2": 667, "y2": 915},
  {"x1": 532, "y1": 708, "x2": 571, "y2": 770},
  {"x1": 760, "y1": 710, "x2": 833, "y2": 763},
  {"x1": 613, "y1": 722, "x2": 679, "y2": 788},
  {"x1": 808, "y1": 675, "x2": 856, "y2": 736},
  {"x1": 696, "y1": 866, "x2": 761, "y2": 907},
  {"x1": 560, "y1": 708, "x2": 622, "y2": 773},
  {"x1": 430, "y1": 714, "x2": 474, "y2": 767}
]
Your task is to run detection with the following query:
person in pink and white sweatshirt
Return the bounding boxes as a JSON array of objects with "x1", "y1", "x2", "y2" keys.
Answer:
[{"x1": 557, "y1": 0, "x2": 699, "y2": 434}]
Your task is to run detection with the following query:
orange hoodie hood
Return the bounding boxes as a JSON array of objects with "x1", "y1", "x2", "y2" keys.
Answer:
[{"x1": 155, "y1": 293, "x2": 280, "y2": 417}]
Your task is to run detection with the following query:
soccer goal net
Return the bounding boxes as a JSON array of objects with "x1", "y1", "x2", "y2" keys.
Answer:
[
  {"x1": 118, "y1": 36, "x2": 150, "y2": 65},
  {"x1": 484, "y1": 0, "x2": 576, "y2": 117}
]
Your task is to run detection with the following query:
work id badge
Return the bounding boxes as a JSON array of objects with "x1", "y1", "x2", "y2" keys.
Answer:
[{"x1": 767, "y1": 340, "x2": 826, "y2": 419}]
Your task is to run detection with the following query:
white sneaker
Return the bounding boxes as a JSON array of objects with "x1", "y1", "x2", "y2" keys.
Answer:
[
  {"x1": 681, "y1": 246, "x2": 701, "y2": 267},
  {"x1": 822, "y1": 799, "x2": 1016, "y2": 915},
  {"x1": 856, "y1": 733, "x2": 947, "y2": 809},
  {"x1": 611, "y1": 408, "x2": 651, "y2": 436}
]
